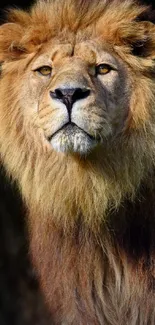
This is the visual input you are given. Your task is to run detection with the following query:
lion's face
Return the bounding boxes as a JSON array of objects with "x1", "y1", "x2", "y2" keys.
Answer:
[
  {"x1": 19, "y1": 39, "x2": 130, "y2": 155},
  {"x1": 0, "y1": 0, "x2": 155, "y2": 222}
]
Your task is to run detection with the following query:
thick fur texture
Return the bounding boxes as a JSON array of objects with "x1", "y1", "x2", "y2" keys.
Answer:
[{"x1": 0, "y1": 0, "x2": 155, "y2": 324}]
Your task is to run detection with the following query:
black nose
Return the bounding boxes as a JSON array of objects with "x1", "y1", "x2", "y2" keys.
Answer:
[{"x1": 50, "y1": 87, "x2": 90, "y2": 111}]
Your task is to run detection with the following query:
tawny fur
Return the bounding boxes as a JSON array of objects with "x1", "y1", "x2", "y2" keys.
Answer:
[{"x1": 0, "y1": 0, "x2": 155, "y2": 324}]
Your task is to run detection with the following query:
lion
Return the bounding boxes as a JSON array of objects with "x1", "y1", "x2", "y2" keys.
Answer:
[{"x1": 0, "y1": 0, "x2": 155, "y2": 324}]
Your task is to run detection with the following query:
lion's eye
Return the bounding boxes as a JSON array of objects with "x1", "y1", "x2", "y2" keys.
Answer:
[
  {"x1": 96, "y1": 64, "x2": 112, "y2": 75},
  {"x1": 36, "y1": 66, "x2": 52, "y2": 76}
]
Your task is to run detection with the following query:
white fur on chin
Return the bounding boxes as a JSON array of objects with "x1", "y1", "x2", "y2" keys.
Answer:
[{"x1": 50, "y1": 125, "x2": 97, "y2": 154}]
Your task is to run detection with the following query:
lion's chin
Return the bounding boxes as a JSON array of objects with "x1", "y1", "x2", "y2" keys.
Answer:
[{"x1": 49, "y1": 124, "x2": 97, "y2": 155}]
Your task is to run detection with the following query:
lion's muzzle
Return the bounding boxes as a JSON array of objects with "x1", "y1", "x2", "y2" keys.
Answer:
[{"x1": 47, "y1": 84, "x2": 99, "y2": 155}]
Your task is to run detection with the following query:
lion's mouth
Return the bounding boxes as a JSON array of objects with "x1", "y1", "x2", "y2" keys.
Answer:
[
  {"x1": 47, "y1": 122, "x2": 98, "y2": 154},
  {"x1": 48, "y1": 122, "x2": 95, "y2": 142}
]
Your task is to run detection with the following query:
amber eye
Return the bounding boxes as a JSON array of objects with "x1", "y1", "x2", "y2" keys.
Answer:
[
  {"x1": 36, "y1": 66, "x2": 52, "y2": 76},
  {"x1": 96, "y1": 64, "x2": 112, "y2": 75}
]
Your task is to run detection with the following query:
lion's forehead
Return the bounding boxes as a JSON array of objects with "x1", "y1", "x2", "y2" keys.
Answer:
[{"x1": 32, "y1": 40, "x2": 119, "y2": 70}]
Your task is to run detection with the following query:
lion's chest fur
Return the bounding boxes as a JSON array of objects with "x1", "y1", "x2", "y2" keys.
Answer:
[
  {"x1": 29, "y1": 180, "x2": 155, "y2": 325},
  {"x1": 0, "y1": 166, "x2": 155, "y2": 325}
]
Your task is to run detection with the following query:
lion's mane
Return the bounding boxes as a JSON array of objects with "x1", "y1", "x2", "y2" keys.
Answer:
[{"x1": 0, "y1": 0, "x2": 155, "y2": 324}]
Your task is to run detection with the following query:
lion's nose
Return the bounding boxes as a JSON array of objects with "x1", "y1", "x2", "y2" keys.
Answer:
[{"x1": 50, "y1": 87, "x2": 90, "y2": 111}]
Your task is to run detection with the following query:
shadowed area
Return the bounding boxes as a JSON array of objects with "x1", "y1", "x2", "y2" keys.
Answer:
[{"x1": 0, "y1": 166, "x2": 52, "y2": 324}]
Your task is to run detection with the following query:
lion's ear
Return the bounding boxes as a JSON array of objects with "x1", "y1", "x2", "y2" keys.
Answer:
[
  {"x1": 0, "y1": 23, "x2": 27, "y2": 61},
  {"x1": 124, "y1": 21, "x2": 155, "y2": 58}
]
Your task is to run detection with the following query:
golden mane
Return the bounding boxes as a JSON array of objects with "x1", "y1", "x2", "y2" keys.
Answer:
[
  {"x1": 0, "y1": 0, "x2": 155, "y2": 324},
  {"x1": 0, "y1": 0, "x2": 154, "y2": 57}
]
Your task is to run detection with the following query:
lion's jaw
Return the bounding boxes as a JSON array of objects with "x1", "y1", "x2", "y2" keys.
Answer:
[{"x1": 50, "y1": 124, "x2": 98, "y2": 155}]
